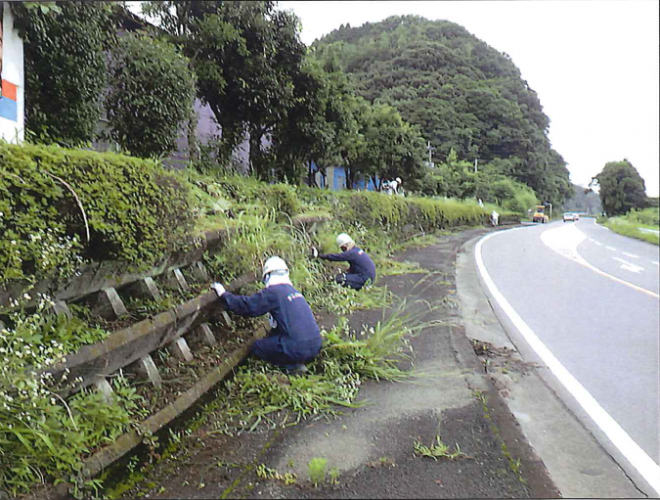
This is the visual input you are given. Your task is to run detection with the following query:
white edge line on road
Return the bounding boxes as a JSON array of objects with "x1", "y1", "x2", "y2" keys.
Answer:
[
  {"x1": 622, "y1": 252, "x2": 640, "y2": 259},
  {"x1": 576, "y1": 252, "x2": 656, "y2": 298},
  {"x1": 475, "y1": 230, "x2": 660, "y2": 496},
  {"x1": 606, "y1": 246, "x2": 617, "y2": 252}
]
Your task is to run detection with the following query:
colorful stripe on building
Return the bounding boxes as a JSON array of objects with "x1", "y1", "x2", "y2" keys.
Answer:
[{"x1": 0, "y1": 79, "x2": 18, "y2": 121}]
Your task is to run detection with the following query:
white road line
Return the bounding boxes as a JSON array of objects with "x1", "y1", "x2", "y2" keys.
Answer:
[
  {"x1": 613, "y1": 257, "x2": 645, "y2": 274},
  {"x1": 475, "y1": 231, "x2": 660, "y2": 497},
  {"x1": 606, "y1": 246, "x2": 617, "y2": 252},
  {"x1": 622, "y1": 252, "x2": 639, "y2": 259},
  {"x1": 653, "y1": 261, "x2": 659, "y2": 266},
  {"x1": 594, "y1": 241, "x2": 603, "y2": 247},
  {"x1": 540, "y1": 224, "x2": 658, "y2": 299}
]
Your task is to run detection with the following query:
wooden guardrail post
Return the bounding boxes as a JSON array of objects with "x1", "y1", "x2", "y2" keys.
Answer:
[
  {"x1": 191, "y1": 262, "x2": 210, "y2": 282},
  {"x1": 187, "y1": 323, "x2": 217, "y2": 347},
  {"x1": 124, "y1": 277, "x2": 162, "y2": 302},
  {"x1": 85, "y1": 287, "x2": 128, "y2": 320},
  {"x1": 94, "y1": 378, "x2": 116, "y2": 404},
  {"x1": 168, "y1": 337, "x2": 194, "y2": 362},
  {"x1": 130, "y1": 354, "x2": 163, "y2": 389},
  {"x1": 164, "y1": 268, "x2": 190, "y2": 293},
  {"x1": 52, "y1": 300, "x2": 72, "y2": 319}
]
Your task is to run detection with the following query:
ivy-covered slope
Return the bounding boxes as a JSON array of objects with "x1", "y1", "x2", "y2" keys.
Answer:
[{"x1": 313, "y1": 15, "x2": 572, "y2": 206}]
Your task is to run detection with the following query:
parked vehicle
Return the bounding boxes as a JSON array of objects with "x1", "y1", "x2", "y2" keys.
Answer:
[{"x1": 532, "y1": 205, "x2": 549, "y2": 223}]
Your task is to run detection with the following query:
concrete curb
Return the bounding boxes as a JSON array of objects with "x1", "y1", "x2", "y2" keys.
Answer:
[{"x1": 451, "y1": 231, "x2": 560, "y2": 498}]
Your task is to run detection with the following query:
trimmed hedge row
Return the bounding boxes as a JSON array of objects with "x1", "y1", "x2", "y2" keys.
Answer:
[{"x1": 0, "y1": 142, "x2": 194, "y2": 286}]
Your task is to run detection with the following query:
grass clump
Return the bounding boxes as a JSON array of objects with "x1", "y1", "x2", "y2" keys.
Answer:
[
  {"x1": 307, "y1": 458, "x2": 328, "y2": 487},
  {"x1": 413, "y1": 436, "x2": 468, "y2": 461},
  {"x1": 205, "y1": 306, "x2": 415, "y2": 435}
]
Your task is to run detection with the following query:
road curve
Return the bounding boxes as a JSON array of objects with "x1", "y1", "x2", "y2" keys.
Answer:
[{"x1": 476, "y1": 219, "x2": 660, "y2": 493}]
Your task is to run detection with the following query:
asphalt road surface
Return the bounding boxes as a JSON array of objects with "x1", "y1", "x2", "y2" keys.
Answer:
[{"x1": 478, "y1": 218, "x2": 659, "y2": 483}]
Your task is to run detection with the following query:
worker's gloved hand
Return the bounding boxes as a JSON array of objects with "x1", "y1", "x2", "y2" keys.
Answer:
[
  {"x1": 211, "y1": 283, "x2": 226, "y2": 297},
  {"x1": 311, "y1": 247, "x2": 319, "y2": 258}
]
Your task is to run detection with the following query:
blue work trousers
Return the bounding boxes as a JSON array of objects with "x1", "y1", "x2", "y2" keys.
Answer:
[
  {"x1": 335, "y1": 272, "x2": 369, "y2": 291},
  {"x1": 251, "y1": 335, "x2": 322, "y2": 366}
]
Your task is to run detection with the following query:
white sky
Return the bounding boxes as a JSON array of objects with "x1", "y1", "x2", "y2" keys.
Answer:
[{"x1": 278, "y1": 1, "x2": 660, "y2": 197}]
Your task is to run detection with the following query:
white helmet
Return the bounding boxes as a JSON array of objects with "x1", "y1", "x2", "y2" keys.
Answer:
[
  {"x1": 396, "y1": 177, "x2": 402, "y2": 184},
  {"x1": 336, "y1": 233, "x2": 353, "y2": 247},
  {"x1": 262, "y1": 256, "x2": 289, "y2": 278}
]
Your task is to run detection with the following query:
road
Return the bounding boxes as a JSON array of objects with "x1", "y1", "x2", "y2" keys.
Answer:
[{"x1": 476, "y1": 218, "x2": 660, "y2": 494}]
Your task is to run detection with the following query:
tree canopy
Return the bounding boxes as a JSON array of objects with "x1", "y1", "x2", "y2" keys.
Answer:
[
  {"x1": 591, "y1": 160, "x2": 647, "y2": 216},
  {"x1": 106, "y1": 33, "x2": 197, "y2": 158},
  {"x1": 10, "y1": 2, "x2": 116, "y2": 145},
  {"x1": 142, "y1": 1, "x2": 308, "y2": 178},
  {"x1": 313, "y1": 15, "x2": 571, "y2": 205}
]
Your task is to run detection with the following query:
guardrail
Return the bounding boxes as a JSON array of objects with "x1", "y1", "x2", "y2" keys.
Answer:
[{"x1": 3, "y1": 214, "x2": 331, "y2": 499}]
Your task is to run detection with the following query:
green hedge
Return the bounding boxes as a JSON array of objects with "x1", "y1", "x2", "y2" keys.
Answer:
[{"x1": 0, "y1": 142, "x2": 193, "y2": 285}]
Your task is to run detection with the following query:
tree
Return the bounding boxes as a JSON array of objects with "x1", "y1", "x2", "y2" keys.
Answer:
[
  {"x1": 357, "y1": 103, "x2": 426, "y2": 190},
  {"x1": 313, "y1": 15, "x2": 572, "y2": 205},
  {"x1": 591, "y1": 160, "x2": 647, "y2": 216},
  {"x1": 106, "y1": 33, "x2": 197, "y2": 158},
  {"x1": 10, "y1": 2, "x2": 116, "y2": 145},
  {"x1": 143, "y1": 1, "x2": 308, "y2": 179}
]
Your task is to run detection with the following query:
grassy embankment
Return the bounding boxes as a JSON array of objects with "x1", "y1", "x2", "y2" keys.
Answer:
[
  {"x1": 0, "y1": 142, "x2": 517, "y2": 496},
  {"x1": 600, "y1": 208, "x2": 659, "y2": 245}
]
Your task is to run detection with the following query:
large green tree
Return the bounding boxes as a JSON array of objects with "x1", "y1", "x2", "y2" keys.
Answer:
[
  {"x1": 106, "y1": 33, "x2": 197, "y2": 158},
  {"x1": 143, "y1": 1, "x2": 308, "y2": 178},
  {"x1": 591, "y1": 160, "x2": 647, "y2": 216},
  {"x1": 10, "y1": 2, "x2": 116, "y2": 145}
]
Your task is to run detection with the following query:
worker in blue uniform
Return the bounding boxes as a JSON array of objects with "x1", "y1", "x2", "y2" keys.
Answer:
[
  {"x1": 211, "y1": 256, "x2": 322, "y2": 375},
  {"x1": 312, "y1": 233, "x2": 376, "y2": 291}
]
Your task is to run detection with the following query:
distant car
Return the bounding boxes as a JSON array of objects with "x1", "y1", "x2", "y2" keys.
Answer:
[{"x1": 563, "y1": 212, "x2": 576, "y2": 222}]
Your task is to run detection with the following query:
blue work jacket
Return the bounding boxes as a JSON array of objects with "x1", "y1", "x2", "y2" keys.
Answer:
[
  {"x1": 319, "y1": 246, "x2": 376, "y2": 282},
  {"x1": 221, "y1": 284, "x2": 321, "y2": 349}
]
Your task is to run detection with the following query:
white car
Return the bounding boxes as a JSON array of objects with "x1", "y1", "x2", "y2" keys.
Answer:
[{"x1": 563, "y1": 212, "x2": 576, "y2": 222}]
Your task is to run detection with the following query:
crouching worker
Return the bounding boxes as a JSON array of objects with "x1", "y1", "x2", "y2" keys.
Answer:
[
  {"x1": 210, "y1": 256, "x2": 322, "y2": 375},
  {"x1": 312, "y1": 233, "x2": 376, "y2": 291}
]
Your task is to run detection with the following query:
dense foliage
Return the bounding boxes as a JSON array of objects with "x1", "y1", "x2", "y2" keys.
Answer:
[
  {"x1": 142, "y1": 1, "x2": 307, "y2": 176},
  {"x1": 106, "y1": 33, "x2": 197, "y2": 158},
  {"x1": 0, "y1": 143, "x2": 194, "y2": 286},
  {"x1": 10, "y1": 2, "x2": 116, "y2": 146},
  {"x1": 591, "y1": 159, "x2": 647, "y2": 216},
  {"x1": 313, "y1": 16, "x2": 572, "y2": 206}
]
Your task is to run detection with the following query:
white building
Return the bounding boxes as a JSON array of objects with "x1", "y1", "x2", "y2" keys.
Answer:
[{"x1": 0, "y1": 3, "x2": 25, "y2": 143}]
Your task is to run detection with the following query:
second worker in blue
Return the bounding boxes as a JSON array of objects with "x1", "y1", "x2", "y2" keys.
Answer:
[
  {"x1": 211, "y1": 256, "x2": 322, "y2": 375},
  {"x1": 313, "y1": 233, "x2": 376, "y2": 291}
]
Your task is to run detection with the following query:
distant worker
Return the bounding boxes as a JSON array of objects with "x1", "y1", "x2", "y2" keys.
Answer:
[
  {"x1": 312, "y1": 233, "x2": 376, "y2": 291},
  {"x1": 383, "y1": 177, "x2": 402, "y2": 196},
  {"x1": 491, "y1": 210, "x2": 500, "y2": 227},
  {"x1": 211, "y1": 256, "x2": 322, "y2": 375}
]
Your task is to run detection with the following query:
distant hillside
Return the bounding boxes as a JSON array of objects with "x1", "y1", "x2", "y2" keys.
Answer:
[
  {"x1": 563, "y1": 184, "x2": 603, "y2": 214},
  {"x1": 313, "y1": 16, "x2": 572, "y2": 206}
]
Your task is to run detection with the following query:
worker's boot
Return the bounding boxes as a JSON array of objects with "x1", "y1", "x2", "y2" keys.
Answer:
[{"x1": 282, "y1": 364, "x2": 308, "y2": 375}]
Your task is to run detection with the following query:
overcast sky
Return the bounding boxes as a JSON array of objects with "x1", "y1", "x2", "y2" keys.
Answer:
[{"x1": 277, "y1": 1, "x2": 660, "y2": 196}]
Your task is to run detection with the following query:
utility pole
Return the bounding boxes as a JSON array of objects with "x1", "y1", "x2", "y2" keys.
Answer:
[
  {"x1": 474, "y1": 158, "x2": 478, "y2": 174},
  {"x1": 427, "y1": 141, "x2": 435, "y2": 168}
]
